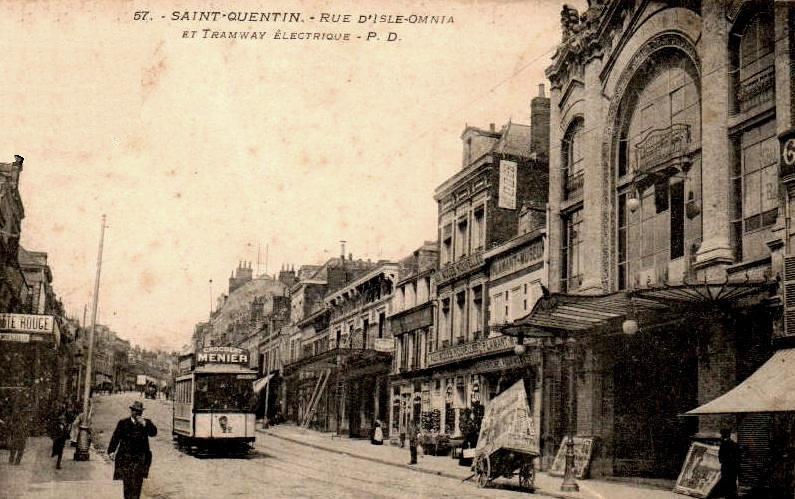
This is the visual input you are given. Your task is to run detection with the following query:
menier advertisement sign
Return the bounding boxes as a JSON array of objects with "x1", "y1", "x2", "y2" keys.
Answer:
[
  {"x1": 475, "y1": 379, "x2": 538, "y2": 454},
  {"x1": 196, "y1": 346, "x2": 249, "y2": 365},
  {"x1": 0, "y1": 313, "x2": 60, "y2": 345},
  {"x1": 498, "y1": 160, "x2": 517, "y2": 209}
]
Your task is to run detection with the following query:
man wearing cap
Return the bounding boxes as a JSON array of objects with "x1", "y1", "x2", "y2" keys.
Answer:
[{"x1": 107, "y1": 400, "x2": 157, "y2": 499}]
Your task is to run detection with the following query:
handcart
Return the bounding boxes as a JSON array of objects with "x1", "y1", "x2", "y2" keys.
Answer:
[
  {"x1": 468, "y1": 379, "x2": 539, "y2": 492},
  {"x1": 474, "y1": 444, "x2": 537, "y2": 490}
]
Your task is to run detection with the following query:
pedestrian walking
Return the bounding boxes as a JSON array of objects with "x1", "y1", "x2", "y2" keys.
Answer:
[
  {"x1": 407, "y1": 418, "x2": 419, "y2": 465},
  {"x1": 107, "y1": 400, "x2": 157, "y2": 499},
  {"x1": 371, "y1": 420, "x2": 384, "y2": 445},
  {"x1": 716, "y1": 427, "x2": 740, "y2": 499},
  {"x1": 49, "y1": 410, "x2": 71, "y2": 469},
  {"x1": 7, "y1": 402, "x2": 29, "y2": 465}
]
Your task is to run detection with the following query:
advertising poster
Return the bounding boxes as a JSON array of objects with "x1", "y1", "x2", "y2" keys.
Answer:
[
  {"x1": 475, "y1": 379, "x2": 538, "y2": 454},
  {"x1": 673, "y1": 442, "x2": 722, "y2": 498},
  {"x1": 548, "y1": 436, "x2": 595, "y2": 479}
]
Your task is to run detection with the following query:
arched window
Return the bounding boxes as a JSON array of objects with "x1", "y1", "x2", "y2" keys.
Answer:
[
  {"x1": 615, "y1": 50, "x2": 701, "y2": 290},
  {"x1": 732, "y1": 12, "x2": 775, "y2": 113},
  {"x1": 562, "y1": 119, "x2": 584, "y2": 200}
]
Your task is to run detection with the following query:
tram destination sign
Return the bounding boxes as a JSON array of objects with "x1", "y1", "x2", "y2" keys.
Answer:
[{"x1": 196, "y1": 346, "x2": 249, "y2": 365}]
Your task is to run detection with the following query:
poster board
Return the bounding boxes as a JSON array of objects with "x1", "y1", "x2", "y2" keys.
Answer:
[
  {"x1": 475, "y1": 380, "x2": 538, "y2": 455},
  {"x1": 548, "y1": 437, "x2": 595, "y2": 479},
  {"x1": 673, "y1": 442, "x2": 721, "y2": 498}
]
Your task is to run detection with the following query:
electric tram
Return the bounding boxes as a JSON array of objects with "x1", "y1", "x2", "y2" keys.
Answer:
[{"x1": 172, "y1": 346, "x2": 258, "y2": 450}]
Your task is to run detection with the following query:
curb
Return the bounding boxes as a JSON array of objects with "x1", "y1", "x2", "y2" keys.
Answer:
[{"x1": 257, "y1": 429, "x2": 579, "y2": 499}]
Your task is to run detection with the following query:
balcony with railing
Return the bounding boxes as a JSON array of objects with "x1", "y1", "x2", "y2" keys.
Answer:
[{"x1": 563, "y1": 171, "x2": 584, "y2": 201}]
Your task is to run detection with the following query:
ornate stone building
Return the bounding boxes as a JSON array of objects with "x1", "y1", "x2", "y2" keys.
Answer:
[{"x1": 514, "y1": 0, "x2": 795, "y2": 491}]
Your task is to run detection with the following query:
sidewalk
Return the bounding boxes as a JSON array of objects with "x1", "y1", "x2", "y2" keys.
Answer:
[
  {"x1": 0, "y1": 437, "x2": 121, "y2": 499},
  {"x1": 258, "y1": 424, "x2": 685, "y2": 499}
]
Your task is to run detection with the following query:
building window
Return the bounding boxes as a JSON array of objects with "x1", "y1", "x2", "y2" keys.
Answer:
[
  {"x1": 456, "y1": 217, "x2": 469, "y2": 259},
  {"x1": 441, "y1": 223, "x2": 453, "y2": 265},
  {"x1": 739, "y1": 120, "x2": 778, "y2": 233},
  {"x1": 562, "y1": 119, "x2": 585, "y2": 200},
  {"x1": 732, "y1": 12, "x2": 775, "y2": 114},
  {"x1": 471, "y1": 285, "x2": 483, "y2": 338},
  {"x1": 472, "y1": 206, "x2": 485, "y2": 251},
  {"x1": 615, "y1": 50, "x2": 702, "y2": 289},
  {"x1": 561, "y1": 209, "x2": 583, "y2": 292}
]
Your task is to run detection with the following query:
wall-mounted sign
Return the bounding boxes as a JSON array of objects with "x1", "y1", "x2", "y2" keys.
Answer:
[
  {"x1": 374, "y1": 338, "x2": 395, "y2": 353},
  {"x1": 196, "y1": 346, "x2": 249, "y2": 365},
  {"x1": 490, "y1": 240, "x2": 544, "y2": 280},
  {"x1": 435, "y1": 251, "x2": 485, "y2": 287},
  {"x1": 498, "y1": 160, "x2": 517, "y2": 209},
  {"x1": 428, "y1": 334, "x2": 515, "y2": 366},
  {"x1": 0, "y1": 332, "x2": 30, "y2": 343},
  {"x1": 780, "y1": 128, "x2": 795, "y2": 178}
]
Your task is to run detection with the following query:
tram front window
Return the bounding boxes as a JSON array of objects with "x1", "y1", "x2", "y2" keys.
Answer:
[{"x1": 195, "y1": 374, "x2": 254, "y2": 412}]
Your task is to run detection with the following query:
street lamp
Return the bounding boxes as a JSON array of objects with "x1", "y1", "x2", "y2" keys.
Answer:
[{"x1": 560, "y1": 335, "x2": 579, "y2": 492}]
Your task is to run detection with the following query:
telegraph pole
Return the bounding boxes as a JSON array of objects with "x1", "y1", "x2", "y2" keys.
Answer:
[{"x1": 75, "y1": 214, "x2": 106, "y2": 461}]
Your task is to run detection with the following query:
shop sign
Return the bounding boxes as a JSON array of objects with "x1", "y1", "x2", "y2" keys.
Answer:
[
  {"x1": 196, "y1": 346, "x2": 249, "y2": 365},
  {"x1": 490, "y1": 240, "x2": 544, "y2": 280},
  {"x1": 373, "y1": 338, "x2": 395, "y2": 353},
  {"x1": 498, "y1": 160, "x2": 517, "y2": 209},
  {"x1": 428, "y1": 334, "x2": 515, "y2": 366},
  {"x1": 435, "y1": 250, "x2": 484, "y2": 287},
  {"x1": 0, "y1": 332, "x2": 30, "y2": 343},
  {"x1": 0, "y1": 314, "x2": 59, "y2": 345},
  {"x1": 635, "y1": 124, "x2": 690, "y2": 174}
]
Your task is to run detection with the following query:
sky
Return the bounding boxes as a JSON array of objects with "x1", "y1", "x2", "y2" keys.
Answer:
[{"x1": 0, "y1": 0, "x2": 582, "y2": 352}]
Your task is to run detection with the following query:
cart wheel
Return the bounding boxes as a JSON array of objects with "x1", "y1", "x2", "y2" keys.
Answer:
[
  {"x1": 519, "y1": 461, "x2": 535, "y2": 490},
  {"x1": 475, "y1": 454, "x2": 491, "y2": 488}
]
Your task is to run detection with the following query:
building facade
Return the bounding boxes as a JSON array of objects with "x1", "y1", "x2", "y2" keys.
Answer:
[
  {"x1": 515, "y1": 0, "x2": 795, "y2": 490},
  {"x1": 388, "y1": 242, "x2": 438, "y2": 441}
]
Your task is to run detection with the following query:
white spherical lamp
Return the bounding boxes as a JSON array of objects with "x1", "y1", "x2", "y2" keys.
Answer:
[
  {"x1": 514, "y1": 343, "x2": 527, "y2": 356},
  {"x1": 622, "y1": 319, "x2": 639, "y2": 335},
  {"x1": 627, "y1": 196, "x2": 641, "y2": 213}
]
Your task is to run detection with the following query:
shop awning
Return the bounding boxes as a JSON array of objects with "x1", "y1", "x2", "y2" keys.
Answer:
[
  {"x1": 253, "y1": 372, "x2": 275, "y2": 392},
  {"x1": 686, "y1": 348, "x2": 795, "y2": 414}
]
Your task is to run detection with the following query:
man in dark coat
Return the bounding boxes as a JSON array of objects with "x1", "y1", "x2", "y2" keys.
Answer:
[
  {"x1": 407, "y1": 418, "x2": 419, "y2": 465},
  {"x1": 107, "y1": 400, "x2": 157, "y2": 499},
  {"x1": 7, "y1": 402, "x2": 28, "y2": 465},
  {"x1": 717, "y1": 427, "x2": 740, "y2": 499}
]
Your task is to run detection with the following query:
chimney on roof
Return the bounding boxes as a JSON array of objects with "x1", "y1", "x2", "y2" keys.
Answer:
[
  {"x1": 530, "y1": 82, "x2": 550, "y2": 163},
  {"x1": 340, "y1": 241, "x2": 346, "y2": 260},
  {"x1": 489, "y1": 123, "x2": 495, "y2": 133}
]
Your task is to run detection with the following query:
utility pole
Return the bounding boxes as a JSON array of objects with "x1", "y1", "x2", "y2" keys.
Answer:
[
  {"x1": 209, "y1": 279, "x2": 213, "y2": 318},
  {"x1": 75, "y1": 214, "x2": 107, "y2": 461}
]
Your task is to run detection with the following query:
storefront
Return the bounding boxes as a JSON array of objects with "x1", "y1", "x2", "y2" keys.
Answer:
[
  {"x1": 513, "y1": 281, "x2": 776, "y2": 482},
  {"x1": 0, "y1": 313, "x2": 61, "y2": 435},
  {"x1": 422, "y1": 334, "x2": 544, "y2": 458}
]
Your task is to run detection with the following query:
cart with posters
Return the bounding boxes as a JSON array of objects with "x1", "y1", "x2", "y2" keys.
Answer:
[{"x1": 472, "y1": 380, "x2": 539, "y2": 491}]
